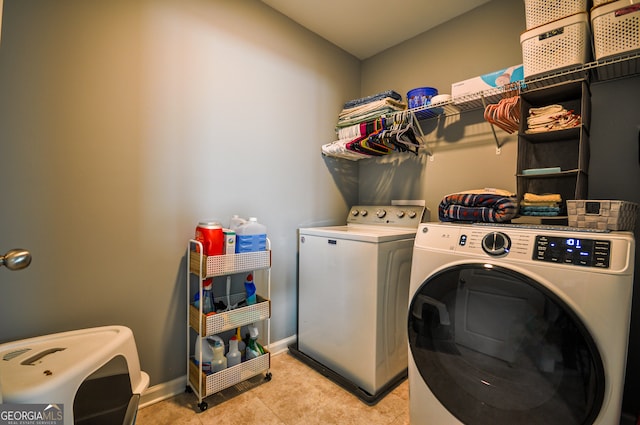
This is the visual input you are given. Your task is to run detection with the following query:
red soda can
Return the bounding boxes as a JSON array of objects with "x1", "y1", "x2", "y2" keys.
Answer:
[{"x1": 195, "y1": 221, "x2": 224, "y2": 256}]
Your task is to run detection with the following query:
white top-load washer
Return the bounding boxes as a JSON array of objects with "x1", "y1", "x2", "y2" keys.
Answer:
[
  {"x1": 408, "y1": 222, "x2": 635, "y2": 425},
  {"x1": 290, "y1": 204, "x2": 425, "y2": 404}
]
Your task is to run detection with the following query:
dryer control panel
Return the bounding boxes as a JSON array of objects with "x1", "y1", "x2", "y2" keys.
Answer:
[{"x1": 534, "y1": 235, "x2": 611, "y2": 268}]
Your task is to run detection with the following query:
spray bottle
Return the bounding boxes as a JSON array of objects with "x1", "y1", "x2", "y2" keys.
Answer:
[
  {"x1": 246, "y1": 324, "x2": 265, "y2": 360},
  {"x1": 226, "y1": 335, "x2": 242, "y2": 367},
  {"x1": 244, "y1": 273, "x2": 257, "y2": 305}
]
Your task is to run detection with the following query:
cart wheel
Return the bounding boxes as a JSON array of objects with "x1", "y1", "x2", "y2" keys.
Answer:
[
  {"x1": 185, "y1": 385, "x2": 193, "y2": 393},
  {"x1": 198, "y1": 402, "x2": 208, "y2": 412},
  {"x1": 265, "y1": 372, "x2": 272, "y2": 381}
]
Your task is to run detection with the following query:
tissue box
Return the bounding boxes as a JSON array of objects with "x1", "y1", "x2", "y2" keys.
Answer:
[
  {"x1": 567, "y1": 200, "x2": 639, "y2": 231},
  {"x1": 451, "y1": 65, "x2": 524, "y2": 102}
]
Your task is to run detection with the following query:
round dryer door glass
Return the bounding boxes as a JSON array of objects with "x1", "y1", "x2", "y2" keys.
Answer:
[{"x1": 408, "y1": 264, "x2": 605, "y2": 425}]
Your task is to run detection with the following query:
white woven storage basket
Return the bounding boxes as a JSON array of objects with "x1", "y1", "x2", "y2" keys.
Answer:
[
  {"x1": 591, "y1": 0, "x2": 640, "y2": 60},
  {"x1": 567, "y1": 200, "x2": 639, "y2": 231},
  {"x1": 521, "y1": 12, "x2": 591, "y2": 78},
  {"x1": 524, "y1": 0, "x2": 589, "y2": 29}
]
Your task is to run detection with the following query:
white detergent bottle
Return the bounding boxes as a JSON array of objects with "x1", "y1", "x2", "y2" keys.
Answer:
[
  {"x1": 229, "y1": 215, "x2": 247, "y2": 232},
  {"x1": 210, "y1": 339, "x2": 227, "y2": 373},
  {"x1": 195, "y1": 336, "x2": 214, "y2": 373},
  {"x1": 226, "y1": 335, "x2": 242, "y2": 367},
  {"x1": 235, "y1": 217, "x2": 267, "y2": 253}
]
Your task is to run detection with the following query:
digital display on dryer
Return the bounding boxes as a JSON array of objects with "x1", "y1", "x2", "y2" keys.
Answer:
[{"x1": 534, "y1": 235, "x2": 611, "y2": 268}]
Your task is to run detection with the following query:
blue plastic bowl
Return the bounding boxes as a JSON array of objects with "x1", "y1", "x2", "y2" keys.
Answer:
[{"x1": 407, "y1": 87, "x2": 438, "y2": 109}]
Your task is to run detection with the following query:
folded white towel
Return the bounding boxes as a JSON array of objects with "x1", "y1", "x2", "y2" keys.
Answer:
[{"x1": 528, "y1": 104, "x2": 564, "y2": 116}]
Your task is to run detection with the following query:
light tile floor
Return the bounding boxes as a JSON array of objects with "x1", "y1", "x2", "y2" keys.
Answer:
[{"x1": 136, "y1": 351, "x2": 409, "y2": 425}]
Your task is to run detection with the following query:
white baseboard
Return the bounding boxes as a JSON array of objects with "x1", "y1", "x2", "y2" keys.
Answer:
[
  {"x1": 266, "y1": 334, "x2": 297, "y2": 356},
  {"x1": 139, "y1": 375, "x2": 187, "y2": 408},
  {"x1": 139, "y1": 334, "x2": 297, "y2": 408}
]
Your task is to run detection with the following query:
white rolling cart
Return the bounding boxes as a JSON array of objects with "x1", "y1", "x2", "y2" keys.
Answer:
[{"x1": 186, "y1": 239, "x2": 272, "y2": 411}]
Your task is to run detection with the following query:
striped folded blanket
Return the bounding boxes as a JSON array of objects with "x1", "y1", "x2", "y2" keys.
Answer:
[{"x1": 439, "y1": 193, "x2": 518, "y2": 223}]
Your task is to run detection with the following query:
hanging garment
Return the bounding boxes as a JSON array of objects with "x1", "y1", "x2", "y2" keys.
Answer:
[
  {"x1": 321, "y1": 139, "x2": 371, "y2": 161},
  {"x1": 323, "y1": 112, "x2": 423, "y2": 160}
]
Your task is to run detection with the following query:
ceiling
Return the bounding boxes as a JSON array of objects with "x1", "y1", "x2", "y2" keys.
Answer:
[{"x1": 260, "y1": 0, "x2": 492, "y2": 60}]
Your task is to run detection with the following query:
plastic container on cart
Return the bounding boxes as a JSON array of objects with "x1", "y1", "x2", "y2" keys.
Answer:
[
  {"x1": 195, "y1": 221, "x2": 224, "y2": 256},
  {"x1": 229, "y1": 215, "x2": 247, "y2": 232},
  {"x1": 226, "y1": 336, "x2": 242, "y2": 367},
  {"x1": 235, "y1": 217, "x2": 267, "y2": 253},
  {"x1": 194, "y1": 335, "x2": 214, "y2": 372},
  {"x1": 210, "y1": 340, "x2": 227, "y2": 373}
]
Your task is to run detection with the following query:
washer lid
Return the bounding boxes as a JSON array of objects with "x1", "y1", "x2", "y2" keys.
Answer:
[{"x1": 299, "y1": 224, "x2": 417, "y2": 243}]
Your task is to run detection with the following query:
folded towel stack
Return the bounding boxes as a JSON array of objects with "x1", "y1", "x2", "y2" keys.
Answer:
[
  {"x1": 342, "y1": 89, "x2": 403, "y2": 109},
  {"x1": 525, "y1": 104, "x2": 581, "y2": 134},
  {"x1": 337, "y1": 90, "x2": 406, "y2": 129},
  {"x1": 323, "y1": 90, "x2": 421, "y2": 161},
  {"x1": 520, "y1": 192, "x2": 562, "y2": 216}
]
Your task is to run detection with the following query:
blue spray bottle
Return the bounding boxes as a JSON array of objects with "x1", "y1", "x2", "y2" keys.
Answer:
[{"x1": 244, "y1": 273, "x2": 256, "y2": 305}]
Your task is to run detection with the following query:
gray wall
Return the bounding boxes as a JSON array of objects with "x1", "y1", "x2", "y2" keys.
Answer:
[
  {"x1": 359, "y1": 0, "x2": 525, "y2": 215},
  {"x1": 590, "y1": 76, "x2": 640, "y2": 415},
  {"x1": 0, "y1": 0, "x2": 360, "y2": 387}
]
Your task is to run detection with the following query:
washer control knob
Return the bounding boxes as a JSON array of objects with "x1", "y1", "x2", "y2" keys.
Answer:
[
  {"x1": 481, "y1": 232, "x2": 511, "y2": 256},
  {"x1": 408, "y1": 210, "x2": 417, "y2": 219},
  {"x1": 351, "y1": 209, "x2": 359, "y2": 217},
  {"x1": 396, "y1": 210, "x2": 405, "y2": 218},
  {"x1": 376, "y1": 209, "x2": 387, "y2": 218},
  {"x1": 360, "y1": 210, "x2": 368, "y2": 217}
]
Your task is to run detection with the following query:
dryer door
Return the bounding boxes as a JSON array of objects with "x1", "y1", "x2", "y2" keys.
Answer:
[{"x1": 408, "y1": 264, "x2": 605, "y2": 425}]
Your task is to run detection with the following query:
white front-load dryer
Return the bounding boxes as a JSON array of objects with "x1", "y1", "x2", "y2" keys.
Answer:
[{"x1": 408, "y1": 222, "x2": 635, "y2": 425}]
